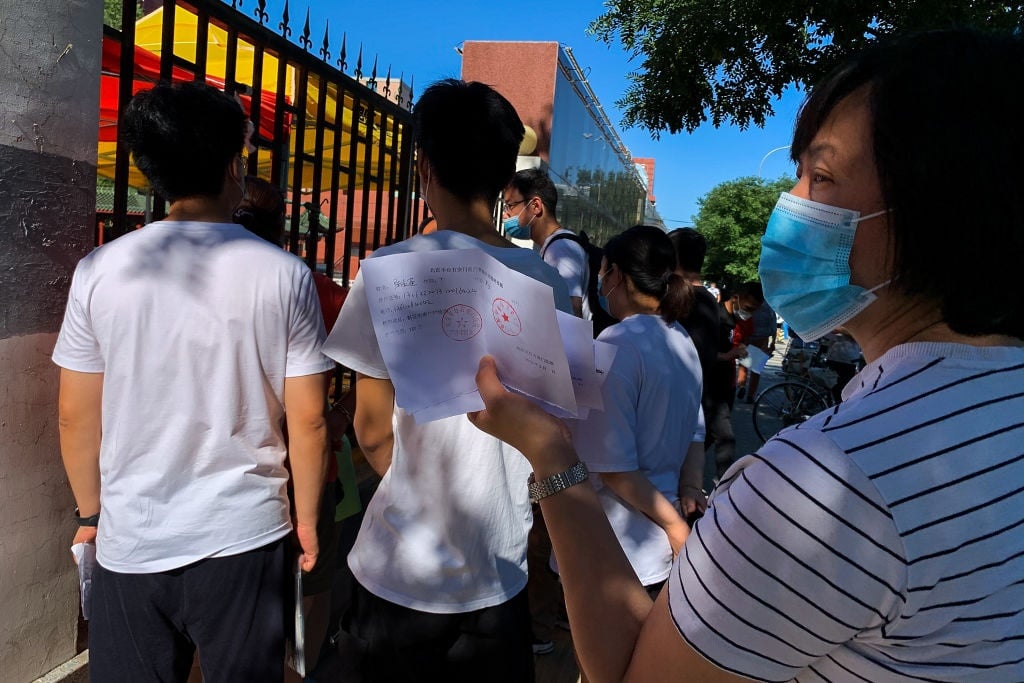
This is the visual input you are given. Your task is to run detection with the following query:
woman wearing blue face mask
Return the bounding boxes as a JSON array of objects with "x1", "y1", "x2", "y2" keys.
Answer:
[
  {"x1": 465, "y1": 29, "x2": 1024, "y2": 682},
  {"x1": 553, "y1": 225, "x2": 705, "y2": 595}
]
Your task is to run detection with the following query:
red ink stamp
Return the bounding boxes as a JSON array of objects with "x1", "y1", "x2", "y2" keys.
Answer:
[
  {"x1": 441, "y1": 304, "x2": 483, "y2": 341},
  {"x1": 491, "y1": 298, "x2": 522, "y2": 336}
]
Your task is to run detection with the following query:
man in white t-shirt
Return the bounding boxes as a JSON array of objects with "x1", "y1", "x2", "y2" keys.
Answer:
[
  {"x1": 53, "y1": 82, "x2": 332, "y2": 682},
  {"x1": 503, "y1": 168, "x2": 590, "y2": 320},
  {"x1": 323, "y1": 79, "x2": 571, "y2": 681}
]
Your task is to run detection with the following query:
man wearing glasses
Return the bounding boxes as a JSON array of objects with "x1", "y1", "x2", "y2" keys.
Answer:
[{"x1": 503, "y1": 169, "x2": 591, "y2": 319}]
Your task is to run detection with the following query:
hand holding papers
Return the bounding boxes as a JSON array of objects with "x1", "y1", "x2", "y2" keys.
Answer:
[
  {"x1": 70, "y1": 542, "x2": 97, "y2": 620},
  {"x1": 738, "y1": 345, "x2": 770, "y2": 373},
  {"x1": 355, "y1": 249, "x2": 609, "y2": 423}
]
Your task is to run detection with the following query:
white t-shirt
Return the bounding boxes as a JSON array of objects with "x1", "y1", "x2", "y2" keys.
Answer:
[
  {"x1": 570, "y1": 314, "x2": 703, "y2": 585},
  {"x1": 540, "y1": 229, "x2": 591, "y2": 320},
  {"x1": 52, "y1": 221, "x2": 334, "y2": 573},
  {"x1": 670, "y1": 342, "x2": 1024, "y2": 681},
  {"x1": 323, "y1": 230, "x2": 572, "y2": 613}
]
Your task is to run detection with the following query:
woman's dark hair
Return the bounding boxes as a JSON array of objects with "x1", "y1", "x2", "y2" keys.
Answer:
[
  {"x1": 792, "y1": 29, "x2": 1024, "y2": 339},
  {"x1": 413, "y1": 79, "x2": 524, "y2": 205},
  {"x1": 121, "y1": 81, "x2": 247, "y2": 202},
  {"x1": 604, "y1": 225, "x2": 692, "y2": 324},
  {"x1": 234, "y1": 176, "x2": 286, "y2": 245}
]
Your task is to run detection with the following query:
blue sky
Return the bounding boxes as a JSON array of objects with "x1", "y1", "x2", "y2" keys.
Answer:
[{"x1": 305, "y1": 0, "x2": 800, "y2": 226}]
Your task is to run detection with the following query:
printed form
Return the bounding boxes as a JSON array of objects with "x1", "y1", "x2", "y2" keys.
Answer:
[{"x1": 359, "y1": 248, "x2": 611, "y2": 423}]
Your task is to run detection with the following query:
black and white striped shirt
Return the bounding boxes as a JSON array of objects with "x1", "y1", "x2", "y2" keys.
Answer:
[{"x1": 669, "y1": 342, "x2": 1024, "y2": 681}]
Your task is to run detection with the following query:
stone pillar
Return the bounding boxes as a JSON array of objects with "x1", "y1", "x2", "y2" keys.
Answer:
[{"x1": 0, "y1": 0, "x2": 103, "y2": 679}]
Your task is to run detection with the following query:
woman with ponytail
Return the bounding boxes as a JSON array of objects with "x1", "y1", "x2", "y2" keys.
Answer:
[{"x1": 562, "y1": 225, "x2": 704, "y2": 595}]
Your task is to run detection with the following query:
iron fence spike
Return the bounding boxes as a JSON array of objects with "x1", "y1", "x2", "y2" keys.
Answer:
[
  {"x1": 300, "y1": 7, "x2": 312, "y2": 50},
  {"x1": 320, "y1": 19, "x2": 331, "y2": 62},
  {"x1": 279, "y1": 0, "x2": 292, "y2": 38}
]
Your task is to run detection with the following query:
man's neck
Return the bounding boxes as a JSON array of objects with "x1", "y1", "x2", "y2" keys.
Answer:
[
  {"x1": 432, "y1": 192, "x2": 511, "y2": 247},
  {"x1": 531, "y1": 218, "x2": 562, "y2": 247},
  {"x1": 164, "y1": 196, "x2": 236, "y2": 224}
]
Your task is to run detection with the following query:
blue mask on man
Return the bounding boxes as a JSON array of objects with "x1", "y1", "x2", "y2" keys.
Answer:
[
  {"x1": 502, "y1": 206, "x2": 535, "y2": 240},
  {"x1": 759, "y1": 192, "x2": 890, "y2": 341}
]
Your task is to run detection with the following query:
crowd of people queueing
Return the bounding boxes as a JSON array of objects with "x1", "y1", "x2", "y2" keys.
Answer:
[{"x1": 54, "y1": 27, "x2": 1024, "y2": 683}]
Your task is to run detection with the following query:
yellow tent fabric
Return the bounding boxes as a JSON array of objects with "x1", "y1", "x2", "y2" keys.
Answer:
[{"x1": 97, "y1": 6, "x2": 403, "y2": 193}]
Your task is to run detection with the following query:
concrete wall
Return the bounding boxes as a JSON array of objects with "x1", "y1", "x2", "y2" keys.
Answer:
[{"x1": 0, "y1": 0, "x2": 102, "y2": 679}]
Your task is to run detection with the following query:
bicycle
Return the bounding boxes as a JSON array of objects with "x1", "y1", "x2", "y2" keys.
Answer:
[{"x1": 751, "y1": 340, "x2": 840, "y2": 442}]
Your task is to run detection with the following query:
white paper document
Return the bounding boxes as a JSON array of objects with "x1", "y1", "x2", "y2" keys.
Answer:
[
  {"x1": 70, "y1": 542, "x2": 96, "y2": 620},
  {"x1": 738, "y1": 345, "x2": 771, "y2": 372},
  {"x1": 359, "y1": 249, "x2": 607, "y2": 422},
  {"x1": 293, "y1": 556, "x2": 305, "y2": 677}
]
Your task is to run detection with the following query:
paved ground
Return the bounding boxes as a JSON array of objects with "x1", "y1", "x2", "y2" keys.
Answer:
[{"x1": 732, "y1": 338, "x2": 791, "y2": 457}]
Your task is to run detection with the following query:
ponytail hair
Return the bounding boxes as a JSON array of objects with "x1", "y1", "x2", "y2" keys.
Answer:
[{"x1": 604, "y1": 225, "x2": 694, "y2": 324}]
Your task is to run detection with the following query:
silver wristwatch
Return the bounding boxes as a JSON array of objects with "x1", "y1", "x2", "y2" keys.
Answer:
[{"x1": 528, "y1": 461, "x2": 589, "y2": 504}]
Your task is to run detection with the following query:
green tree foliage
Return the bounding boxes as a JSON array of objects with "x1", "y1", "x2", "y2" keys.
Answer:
[
  {"x1": 588, "y1": 1, "x2": 1023, "y2": 135},
  {"x1": 695, "y1": 175, "x2": 794, "y2": 285},
  {"x1": 104, "y1": 0, "x2": 144, "y2": 30}
]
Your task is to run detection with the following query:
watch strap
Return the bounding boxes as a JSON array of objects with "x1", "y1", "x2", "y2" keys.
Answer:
[
  {"x1": 74, "y1": 509, "x2": 100, "y2": 527},
  {"x1": 528, "y1": 461, "x2": 589, "y2": 504}
]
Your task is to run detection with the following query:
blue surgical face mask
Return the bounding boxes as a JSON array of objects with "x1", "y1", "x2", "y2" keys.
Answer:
[
  {"x1": 759, "y1": 192, "x2": 890, "y2": 341},
  {"x1": 596, "y1": 268, "x2": 618, "y2": 313},
  {"x1": 502, "y1": 206, "x2": 535, "y2": 240}
]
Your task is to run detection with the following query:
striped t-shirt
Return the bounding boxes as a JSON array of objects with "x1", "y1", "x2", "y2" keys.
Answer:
[{"x1": 669, "y1": 342, "x2": 1024, "y2": 681}]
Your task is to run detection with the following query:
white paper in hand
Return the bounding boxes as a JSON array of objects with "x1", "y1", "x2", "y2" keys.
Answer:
[
  {"x1": 359, "y1": 249, "x2": 577, "y2": 422},
  {"x1": 293, "y1": 556, "x2": 305, "y2": 677},
  {"x1": 738, "y1": 345, "x2": 770, "y2": 372},
  {"x1": 70, "y1": 542, "x2": 96, "y2": 620}
]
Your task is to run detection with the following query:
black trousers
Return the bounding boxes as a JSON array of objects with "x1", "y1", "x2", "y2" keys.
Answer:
[
  {"x1": 703, "y1": 392, "x2": 737, "y2": 490},
  {"x1": 89, "y1": 538, "x2": 287, "y2": 683},
  {"x1": 336, "y1": 579, "x2": 535, "y2": 683}
]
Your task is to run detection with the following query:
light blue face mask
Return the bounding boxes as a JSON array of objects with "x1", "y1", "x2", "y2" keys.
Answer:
[
  {"x1": 759, "y1": 192, "x2": 890, "y2": 341},
  {"x1": 595, "y1": 268, "x2": 617, "y2": 314},
  {"x1": 502, "y1": 207, "x2": 535, "y2": 240}
]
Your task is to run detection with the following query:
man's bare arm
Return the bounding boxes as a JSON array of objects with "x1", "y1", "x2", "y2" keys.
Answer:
[
  {"x1": 58, "y1": 369, "x2": 103, "y2": 545},
  {"x1": 352, "y1": 374, "x2": 395, "y2": 477},
  {"x1": 284, "y1": 372, "x2": 329, "y2": 572},
  {"x1": 571, "y1": 296, "x2": 584, "y2": 318}
]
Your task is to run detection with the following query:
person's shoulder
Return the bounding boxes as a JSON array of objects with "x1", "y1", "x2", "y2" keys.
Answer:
[
  {"x1": 371, "y1": 233, "x2": 435, "y2": 256},
  {"x1": 694, "y1": 287, "x2": 718, "y2": 308},
  {"x1": 371, "y1": 230, "x2": 475, "y2": 257},
  {"x1": 545, "y1": 230, "x2": 586, "y2": 254}
]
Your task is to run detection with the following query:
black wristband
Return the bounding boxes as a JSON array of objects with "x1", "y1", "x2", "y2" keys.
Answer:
[{"x1": 74, "y1": 508, "x2": 99, "y2": 527}]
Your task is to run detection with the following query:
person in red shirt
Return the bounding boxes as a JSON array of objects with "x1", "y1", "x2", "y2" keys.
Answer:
[{"x1": 234, "y1": 176, "x2": 352, "y2": 679}]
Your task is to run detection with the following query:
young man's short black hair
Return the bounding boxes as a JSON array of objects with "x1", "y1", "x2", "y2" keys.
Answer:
[
  {"x1": 508, "y1": 168, "x2": 558, "y2": 214},
  {"x1": 792, "y1": 29, "x2": 1024, "y2": 338},
  {"x1": 413, "y1": 79, "x2": 524, "y2": 205},
  {"x1": 667, "y1": 228, "x2": 707, "y2": 274},
  {"x1": 121, "y1": 81, "x2": 247, "y2": 202}
]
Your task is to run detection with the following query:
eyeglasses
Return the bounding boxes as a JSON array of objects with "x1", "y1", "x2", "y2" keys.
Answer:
[{"x1": 502, "y1": 198, "x2": 528, "y2": 213}]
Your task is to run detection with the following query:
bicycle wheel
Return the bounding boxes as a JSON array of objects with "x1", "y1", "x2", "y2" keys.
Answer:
[{"x1": 752, "y1": 382, "x2": 830, "y2": 442}]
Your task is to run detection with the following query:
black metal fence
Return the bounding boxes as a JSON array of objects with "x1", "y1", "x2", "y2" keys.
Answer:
[{"x1": 101, "y1": 0, "x2": 424, "y2": 282}]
